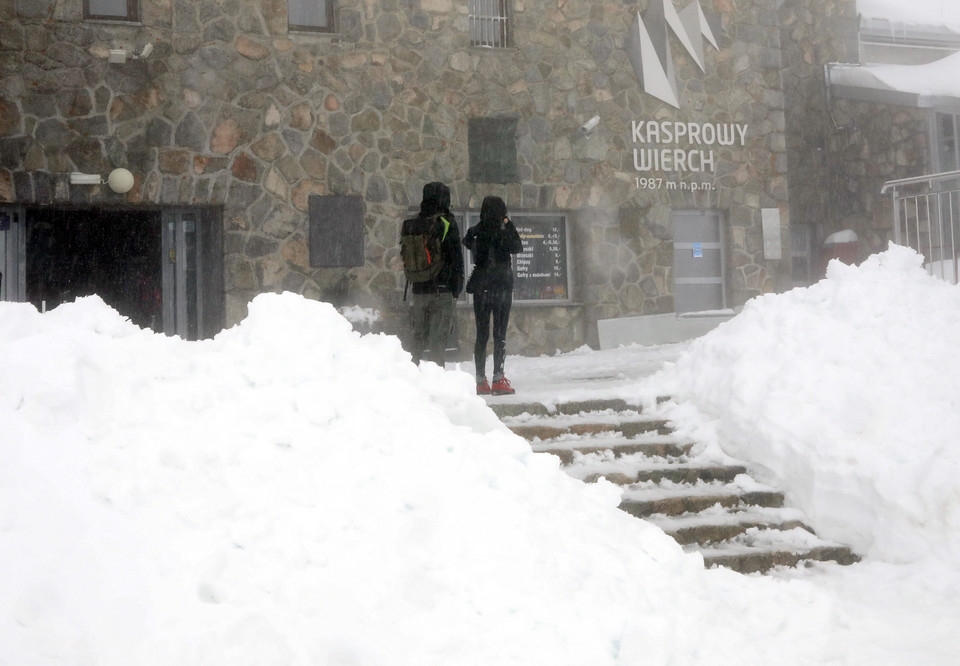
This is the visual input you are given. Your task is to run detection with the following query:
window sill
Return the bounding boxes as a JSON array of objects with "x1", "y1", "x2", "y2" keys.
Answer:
[{"x1": 84, "y1": 18, "x2": 142, "y2": 26}]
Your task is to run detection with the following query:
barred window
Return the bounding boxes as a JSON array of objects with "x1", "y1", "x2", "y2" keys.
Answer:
[
  {"x1": 288, "y1": 0, "x2": 334, "y2": 33},
  {"x1": 469, "y1": 0, "x2": 510, "y2": 48},
  {"x1": 84, "y1": 0, "x2": 139, "y2": 21}
]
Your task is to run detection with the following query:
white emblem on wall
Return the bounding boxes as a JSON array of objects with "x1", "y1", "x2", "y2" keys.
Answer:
[{"x1": 626, "y1": 0, "x2": 719, "y2": 108}]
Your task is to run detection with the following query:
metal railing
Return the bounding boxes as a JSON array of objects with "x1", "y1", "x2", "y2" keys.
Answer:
[{"x1": 881, "y1": 170, "x2": 960, "y2": 284}]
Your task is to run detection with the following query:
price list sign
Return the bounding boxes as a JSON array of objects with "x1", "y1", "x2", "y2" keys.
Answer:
[{"x1": 512, "y1": 215, "x2": 569, "y2": 301}]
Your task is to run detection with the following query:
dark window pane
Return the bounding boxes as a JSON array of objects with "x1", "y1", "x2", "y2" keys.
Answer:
[
  {"x1": 85, "y1": 0, "x2": 138, "y2": 21},
  {"x1": 468, "y1": 117, "x2": 518, "y2": 183}
]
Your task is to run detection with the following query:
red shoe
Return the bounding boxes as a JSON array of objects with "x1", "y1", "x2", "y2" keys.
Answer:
[
  {"x1": 491, "y1": 376, "x2": 515, "y2": 395},
  {"x1": 476, "y1": 379, "x2": 491, "y2": 395}
]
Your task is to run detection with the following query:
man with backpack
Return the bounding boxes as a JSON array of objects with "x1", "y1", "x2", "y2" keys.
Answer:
[{"x1": 400, "y1": 181, "x2": 464, "y2": 367}]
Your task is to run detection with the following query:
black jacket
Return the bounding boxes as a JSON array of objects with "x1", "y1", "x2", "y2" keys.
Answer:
[{"x1": 463, "y1": 215, "x2": 523, "y2": 292}]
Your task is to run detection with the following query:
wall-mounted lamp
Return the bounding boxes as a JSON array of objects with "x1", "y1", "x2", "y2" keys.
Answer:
[
  {"x1": 580, "y1": 115, "x2": 601, "y2": 134},
  {"x1": 107, "y1": 168, "x2": 135, "y2": 193},
  {"x1": 70, "y1": 172, "x2": 102, "y2": 185},
  {"x1": 70, "y1": 168, "x2": 135, "y2": 194},
  {"x1": 107, "y1": 42, "x2": 154, "y2": 64}
]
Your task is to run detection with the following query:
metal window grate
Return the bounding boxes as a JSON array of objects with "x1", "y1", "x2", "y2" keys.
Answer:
[{"x1": 469, "y1": 0, "x2": 510, "y2": 48}]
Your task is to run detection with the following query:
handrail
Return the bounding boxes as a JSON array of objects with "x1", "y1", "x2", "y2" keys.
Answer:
[
  {"x1": 881, "y1": 170, "x2": 960, "y2": 194},
  {"x1": 882, "y1": 171, "x2": 960, "y2": 283}
]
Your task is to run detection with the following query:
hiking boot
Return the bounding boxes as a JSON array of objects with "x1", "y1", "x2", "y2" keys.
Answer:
[
  {"x1": 491, "y1": 376, "x2": 515, "y2": 395},
  {"x1": 476, "y1": 378, "x2": 491, "y2": 395}
]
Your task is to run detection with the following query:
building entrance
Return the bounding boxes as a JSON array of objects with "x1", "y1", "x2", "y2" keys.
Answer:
[{"x1": 0, "y1": 206, "x2": 223, "y2": 340}]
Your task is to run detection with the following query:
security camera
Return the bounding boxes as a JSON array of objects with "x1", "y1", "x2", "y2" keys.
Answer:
[
  {"x1": 580, "y1": 115, "x2": 600, "y2": 134},
  {"x1": 137, "y1": 42, "x2": 153, "y2": 58}
]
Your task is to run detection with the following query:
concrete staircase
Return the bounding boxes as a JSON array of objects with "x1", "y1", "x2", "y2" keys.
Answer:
[{"x1": 491, "y1": 397, "x2": 860, "y2": 574}]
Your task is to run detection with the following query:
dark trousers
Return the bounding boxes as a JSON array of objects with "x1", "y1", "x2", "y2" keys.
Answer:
[
  {"x1": 473, "y1": 289, "x2": 512, "y2": 380},
  {"x1": 410, "y1": 291, "x2": 456, "y2": 366}
]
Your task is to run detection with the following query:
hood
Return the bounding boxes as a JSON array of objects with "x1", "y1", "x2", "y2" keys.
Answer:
[{"x1": 420, "y1": 182, "x2": 451, "y2": 217}]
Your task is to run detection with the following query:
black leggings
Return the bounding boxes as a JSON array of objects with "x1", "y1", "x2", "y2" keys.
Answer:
[{"x1": 473, "y1": 289, "x2": 512, "y2": 379}]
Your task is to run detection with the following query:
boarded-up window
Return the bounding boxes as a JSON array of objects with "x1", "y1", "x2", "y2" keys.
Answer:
[
  {"x1": 468, "y1": 117, "x2": 518, "y2": 184},
  {"x1": 309, "y1": 195, "x2": 364, "y2": 267}
]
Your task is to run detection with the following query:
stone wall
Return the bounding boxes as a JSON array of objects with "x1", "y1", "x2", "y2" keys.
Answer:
[
  {"x1": 778, "y1": 0, "x2": 930, "y2": 266},
  {"x1": 1, "y1": 0, "x2": 801, "y2": 353}
]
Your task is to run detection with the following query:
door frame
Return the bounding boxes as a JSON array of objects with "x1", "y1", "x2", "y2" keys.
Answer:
[
  {"x1": 0, "y1": 205, "x2": 26, "y2": 302},
  {"x1": 162, "y1": 206, "x2": 224, "y2": 339}
]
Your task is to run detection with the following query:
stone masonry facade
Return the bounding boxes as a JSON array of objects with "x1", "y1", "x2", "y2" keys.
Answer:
[
  {"x1": 779, "y1": 0, "x2": 932, "y2": 270},
  {"x1": 0, "y1": 0, "x2": 858, "y2": 354}
]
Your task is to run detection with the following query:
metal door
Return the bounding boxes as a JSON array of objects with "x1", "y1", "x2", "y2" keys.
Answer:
[
  {"x1": 0, "y1": 206, "x2": 25, "y2": 302},
  {"x1": 162, "y1": 208, "x2": 225, "y2": 340},
  {"x1": 672, "y1": 210, "x2": 726, "y2": 314}
]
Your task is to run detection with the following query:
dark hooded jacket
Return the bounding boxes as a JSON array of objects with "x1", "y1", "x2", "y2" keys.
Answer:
[
  {"x1": 462, "y1": 196, "x2": 523, "y2": 292},
  {"x1": 401, "y1": 182, "x2": 464, "y2": 296}
]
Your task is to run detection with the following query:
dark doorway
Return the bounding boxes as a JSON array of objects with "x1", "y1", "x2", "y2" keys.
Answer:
[{"x1": 26, "y1": 208, "x2": 163, "y2": 330}]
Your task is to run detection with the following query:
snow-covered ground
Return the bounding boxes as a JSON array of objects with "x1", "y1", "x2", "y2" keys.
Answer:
[{"x1": 2, "y1": 244, "x2": 959, "y2": 664}]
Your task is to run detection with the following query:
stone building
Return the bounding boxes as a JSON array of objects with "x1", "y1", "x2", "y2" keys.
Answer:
[{"x1": 1, "y1": 0, "x2": 868, "y2": 354}]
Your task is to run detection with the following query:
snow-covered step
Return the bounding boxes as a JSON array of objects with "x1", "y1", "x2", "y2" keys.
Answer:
[
  {"x1": 489, "y1": 398, "x2": 643, "y2": 419},
  {"x1": 507, "y1": 417, "x2": 670, "y2": 441},
  {"x1": 531, "y1": 434, "x2": 695, "y2": 464},
  {"x1": 691, "y1": 527, "x2": 861, "y2": 573},
  {"x1": 645, "y1": 505, "x2": 813, "y2": 546},
  {"x1": 566, "y1": 457, "x2": 747, "y2": 485},
  {"x1": 618, "y1": 479, "x2": 785, "y2": 517}
]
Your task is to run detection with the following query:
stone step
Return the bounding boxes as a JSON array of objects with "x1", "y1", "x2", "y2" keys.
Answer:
[
  {"x1": 533, "y1": 440, "x2": 695, "y2": 465},
  {"x1": 619, "y1": 490, "x2": 785, "y2": 518},
  {"x1": 489, "y1": 398, "x2": 641, "y2": 419},
  {"x1": 661, "y1": 517, "x2": 812, "y2": 546},
  {"x1": 576, "y1": 464, "x2": 748, "y2": 486},
  {"x1": 703, "y1": 545, "x2": 861, "y2": 573},
  {"x1": 492, "y1": 398, "x2": 860, "y2": 574},
  {"x1": 644, "y1": 505, "x2": 812, "y2": 546},
  {"x1": 508, "y1": 419, "x2": 671, "y2": 441}
]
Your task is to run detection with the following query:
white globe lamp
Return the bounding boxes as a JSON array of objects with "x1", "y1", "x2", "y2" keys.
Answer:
[{"x1": 107, "y1": 167, "x2": 135, "y2": 194}]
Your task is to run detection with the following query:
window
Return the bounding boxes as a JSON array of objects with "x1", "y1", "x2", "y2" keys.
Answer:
[
  {"x1": 288, "y1": 0, "x2": 334, "y2": 32},
  {"x1": 936, "y1": 112, "x2": 959, "y2": 173},
  {"x1": 790, "y1": 224, "x2": 812, "y2": 288},
  {"x1": 468, "y1": 117, "x2": 518, "y2": 183},
  {"x1": 84, "y1": 0, "x2": 139, "y2": 21},
  {"x1": 469, "y1": 0, "x2": 510, "y2": 48}
]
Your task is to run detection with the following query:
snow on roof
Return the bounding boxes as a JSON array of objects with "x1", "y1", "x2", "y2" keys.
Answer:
[
  {"x1": 858, "y1": 0, "x2": 960, "y2": 33},
  {"x1": 828, "y1": 51, "x2": 960, "y2": 109}
]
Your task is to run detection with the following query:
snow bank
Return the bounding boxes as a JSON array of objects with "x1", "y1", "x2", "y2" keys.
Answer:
[
  {"x1": 0, "y1": 293, "x2": 846, "y2": 665},
  {"x1": 651, "y1": 245, "x2": 960, "y2": 566}
]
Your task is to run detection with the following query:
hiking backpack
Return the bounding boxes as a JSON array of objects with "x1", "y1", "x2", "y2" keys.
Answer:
[{"x1": 400, "y1": 215, "x2": 450, "y2": 283}]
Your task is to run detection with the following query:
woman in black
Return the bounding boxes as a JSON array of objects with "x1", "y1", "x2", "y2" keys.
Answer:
[{"x1": 463, "y1": 196, "x2": 523, "y2": 395}]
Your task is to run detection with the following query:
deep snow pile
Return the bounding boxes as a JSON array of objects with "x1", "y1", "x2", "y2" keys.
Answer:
[
  {"x1": 648, "y1": 245, "x2": 960, "y2": 567},
  {"x1": 1, "y1": 293, "x2": 845, "y2": 665}
]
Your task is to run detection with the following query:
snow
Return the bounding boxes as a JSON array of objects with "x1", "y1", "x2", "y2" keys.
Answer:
[
  {"x1": 830, "y1": 50, "x2": 960, "y2": 99},
  {"x1": 858, "y1": 0, "x2": 960, "y2": 32},
  {"x1": 2, "y1": 244, "x2": 960, "y2": 664},
  {"x1": 823, "y1": 229, "x2": 859, "y2": 245}
]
